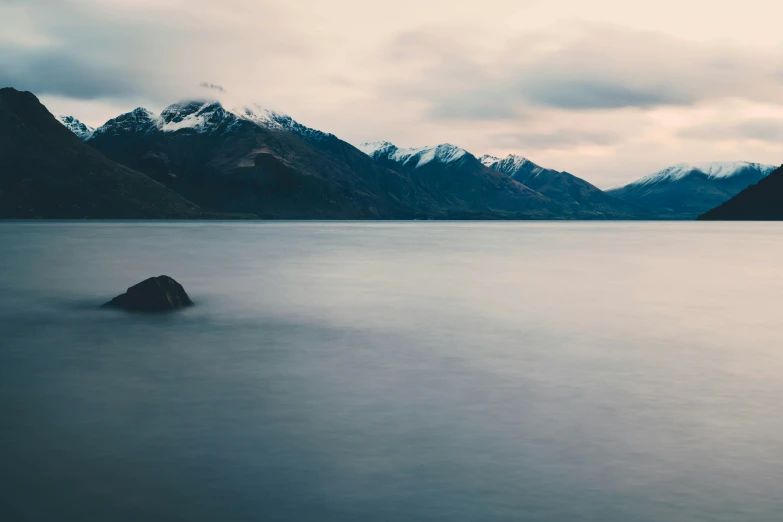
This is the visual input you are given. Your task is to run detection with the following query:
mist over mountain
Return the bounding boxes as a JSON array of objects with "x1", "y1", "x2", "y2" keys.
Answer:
[{"x1": 606, "y1": 162, "x2": 777, "y2": 218}]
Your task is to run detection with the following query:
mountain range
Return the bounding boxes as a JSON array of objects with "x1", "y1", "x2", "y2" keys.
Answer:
[
  {"x1": 68, "y1": 95, "x2": 646, "y2": 219},
  {"x1": 356, "y1": 141, "x2": 646, "y2": 218},
  {"x1": 2, "y1": 87, "x2": 779, "y2": 220}
]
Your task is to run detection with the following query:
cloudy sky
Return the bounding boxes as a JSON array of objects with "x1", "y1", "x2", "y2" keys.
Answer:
[{"x1": 4, "y1": 0, "x2": 783, "y2": 187}]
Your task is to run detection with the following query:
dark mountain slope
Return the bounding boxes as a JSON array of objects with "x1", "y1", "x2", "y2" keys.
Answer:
[
  {"x1": 698, "y1": 165, "x2": 783, "y2": 220},
  {"x1": 0, "y1": 88, "x2": 208, "y2": 219}
]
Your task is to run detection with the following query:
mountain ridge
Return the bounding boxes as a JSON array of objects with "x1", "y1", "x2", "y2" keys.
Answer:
[
  {"x1": 606, "y1": 161, "x2": 776, "y2": 218},
  {"x1": 56, "y1": 115, "x2": 95, "y2": 140},
  {"x1": 47, "y1": 93, "x2": 778, "y2": 221},
  {"x1": 83, "y1": 99, "x2": 598, "y2": 219}
]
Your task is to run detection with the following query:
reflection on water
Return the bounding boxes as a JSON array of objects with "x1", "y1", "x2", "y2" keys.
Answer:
[{"x1": 2, "y1": 221, "x2": 783, "y2": 521}]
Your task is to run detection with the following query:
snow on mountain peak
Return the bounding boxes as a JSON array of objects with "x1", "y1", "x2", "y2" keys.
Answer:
[
  {"x1": 358, "y1": 142, "x2": 469, "y2": 168},
  {"x1": 90, "y1": 107, "x2": 161, "y2": 139},
  {"x1": 88, "y1": 99, "x2": 332, "y2": 143},
  {"x1": 480, "y1": 154, "x2": 535, "y2": 172},
  {"x1": 479, "y1": 154, "x2": 501, "y2": 165},
  {"x1": 694, "y1": 161, "x2": 776, "y2": 179},
  {"x1": 56, "y1": 115, "x2": 95, "y2": 140},
  {"x1": 416, "y1": 144, "x2": 467, "y2": 166},
  {"x1": 357, "y1": 141, "x2": 398, "y2": 158},
  {"x1": 629, "y1": 161, "x2": 777, "y2": 188}
]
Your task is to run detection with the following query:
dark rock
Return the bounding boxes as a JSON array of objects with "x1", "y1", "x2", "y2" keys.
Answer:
[{"x1": 102, "y1": 276, "x2": 194, "y2": 311}]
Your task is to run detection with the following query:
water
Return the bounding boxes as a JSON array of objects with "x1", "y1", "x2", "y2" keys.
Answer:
[{"x1": 2, "y1": 221, "x2": 783, "y2": 522}]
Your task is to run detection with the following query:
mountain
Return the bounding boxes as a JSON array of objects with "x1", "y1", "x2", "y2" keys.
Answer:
[
  {"x1": 607, "y1": 162, "x2": 777, "y2": 218},
  {"x1": 479, "y1": 154, "x2": 649, "y2": 218},
  {"x1": 0, "y1": 88, "x2": 213, "y2": 219},
  {"x1": 56, "y1": 115, "x2": 95, "y2": 140},
  {"x1": 698, "y1": 165, "x2": 783, "y2": 220},
  {"x1": 358, "y1": 141, "x2": 469, "y2": 167},
  {"x1": 85, "y1": 101, "x2": 437, "y2": 219},
  {"x1": 356, "y1": 141, "x2": 559, "y2": 218},
  {"x1": 85, "y1": 101, "x2": 567, "y2": 219}
]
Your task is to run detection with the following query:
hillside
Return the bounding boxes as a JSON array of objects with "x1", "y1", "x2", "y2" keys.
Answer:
[
  {"x1": 698, "y1": 165, "x2": 783, "y2": 220},
  {"x1": 0, "y1": 88, "x2": 211, "y2": 219}
]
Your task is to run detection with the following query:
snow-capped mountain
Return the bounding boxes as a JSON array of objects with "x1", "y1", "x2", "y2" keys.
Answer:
[
  {"x1": 356, "y1": 139, "x2": 564, "y2": 216},
  {"x1": 88, "y1": 100, "x2": 332, "y2": 143},
  {"x1": 52, "y1": 95, "x2": 654, "y2": 219},
  {"x1": 607, "y1": 161, "x2": 777, "y2": 218},
  {"x1": 618, "y1": 161, "x2": 776, "y2": 188},
  {"x1": 480, "y1": 154, "x2": 648, "y2": 217},
  {"x1": 480, "y1": 154, "x2": 549, "y2": 180},
  {"x1": 56, "y1": 115, "x2": 95, "y2": 140},
  {"x1": 83, "y1": 100, "x2": 470, "y2": 219},
  {"x1": 90, "y1": 107, "x2": 161, "y2": 138},
  {"x1": 356, "y1": 141, "x2": 650, "y2": 217},
  {"x1": 358, "y1": 141, "x2": 468, "y2": 168}
]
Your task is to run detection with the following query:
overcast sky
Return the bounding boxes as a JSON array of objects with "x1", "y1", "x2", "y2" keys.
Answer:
[{"x1": 4, "y1": 0, "x2": 783, "y2": 187}]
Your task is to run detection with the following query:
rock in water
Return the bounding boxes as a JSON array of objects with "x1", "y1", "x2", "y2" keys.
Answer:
[{"x1": 102, "y1": 276, "x2": 194, "y2": 311}]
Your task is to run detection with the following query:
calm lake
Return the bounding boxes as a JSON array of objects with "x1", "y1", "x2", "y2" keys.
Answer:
[{"x1": 2, "y1": 221, "x2": 783, "y2": 521}]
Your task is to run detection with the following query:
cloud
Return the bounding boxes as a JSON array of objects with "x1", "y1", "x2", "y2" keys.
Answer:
[
  {"x1": 679, "y1": 118, "x2": 783, "y2": 143},
  {"x1": 0, "y1": 47, "x2": 140, "y2": 99},
  {"x1": 0, "y1": 0, "x2": 312, "y2": 104},
  {"x1": 491, "y1": 129, "x2": 622, "y2": 149},
  {"x1": 200, "y1": 82, "x2": 226, "y2": 93},
  {"x1": 519, "y1": 80, "x2": 690, "y2": 110},
  {"x1": 378, "y1": 26, "x2": 783, "y2": 118}
]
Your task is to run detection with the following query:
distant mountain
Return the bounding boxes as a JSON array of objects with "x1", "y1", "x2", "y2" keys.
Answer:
[
  {"x1": 357, "y1": 142, "x2": 646, "y2": 218},
  {"x1": 0, "y1": 88, "x2": 212, "y2": 219},
  {"x1": 479, "y1": 154, "x2": 649, "y2": 218},
  {"x1": 607, "y1": 162, "x2": 777, "y2": 218},
  {"x1": 698, "y1": 165, "x2": 783, "y2": 220},
  {"x1": 56, "y1": 115, "x2": 95, "y2": 140},
  {"x1": 357, "y1": 141, "x2": 564, "y2": 218}
]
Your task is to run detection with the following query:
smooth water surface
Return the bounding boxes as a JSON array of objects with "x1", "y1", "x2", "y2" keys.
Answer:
[{"x1": 2, "y1": 221, "x2": 783, "y2": 521}]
